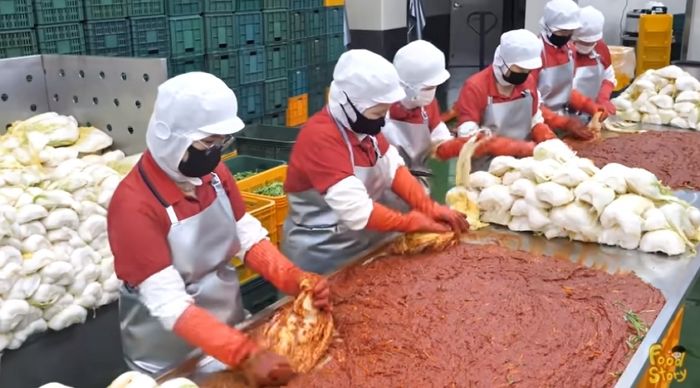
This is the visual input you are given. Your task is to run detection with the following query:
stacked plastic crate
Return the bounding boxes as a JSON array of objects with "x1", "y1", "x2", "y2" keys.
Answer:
[
  {"x1": 260, "y1": 0, "x2": 290, "y2": 125},
  {"x1": 84, "y1": 0, "x2": 131, "y2": 56},
  {"x1": 34, "y1": 0, "x2": 85, "y2": 55},
  {"x1": 235, "y1": 0, "x2": 265, "y2": 124},
  {"x1": 128, "y1": 0, "x2": 169, "y2": 58},
  {"x1": 0, "y1": 1, "x2": 37, "y2": 59},
  {"x1": 167, "y1": 0, "x2": 204, "y2": 77},
  {"x1": 204, "y1": 0, "x2": 238, "y2": 102}
]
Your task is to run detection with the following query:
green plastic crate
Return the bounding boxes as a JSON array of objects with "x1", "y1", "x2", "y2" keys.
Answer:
[
  {"x1": 169, "y1": 15, "x2": 203, "y2": 57},
  {"x1": 264, "y1": 77, "x2": 288, "y2": 113},
  {"x1": 303, "y1": 8, "x2": 325, "y2": 37},
  {"x1": 262, "y1": 10, "x2": 287, "y2": 44},
  {"x1": 326, "y1": 33, "x2": 344, "y2": 62},
  {"x1": 237, "y1": 0, "x2": 261, "y2": 11},
  {"x1": 85, "y1": 19, "x2": 131, "y2": 56},
  {"x1": 288, "y1": 68, "x2": 308, "y2": 95},
  {"x1": 168, "y1": 55, "x2": 204, "y2": 76},
  {"x1": 35, "y1": 0, "x2": 84, "y2": 25},
  {"x1": 239, "y1": 45, "x2": 265, "y2": 84},
  {"x1": 234, "y1": 124, "x2": 300, "y2": 161},
  {"x1": 128, "y1": 0, "x2": 164, "y2": 16},
  {"x1": 325, "y1": 6, "x2": 343, "y2": 35},
  {"x1": 0, "y1": 29, "x2": 37, "y2": 58},
  {"x1": 204, "y1": 13, "x2": 235, "y2": 53},
  {"x1": 235, "y1": 82, "x2": 264, "y2": 121},
  {"x1": 166, "y1": 0, "x2": 202, "y2": 16},
  {"x1": 206, "y1": 51, "x2": 238, "y2": 88},
  {"x1": 131, "y1": 16, "x2": 169, "y2": 57},
  {"x1": 308, "y1": 89, "x2": 325, "y2": 113},
  {"x1": 307, "y1": 36, "x2": 325, "y2": 65},
  {"x1": 224, "y1": 155, "x2": 285, "y2": 179},
  {"x1": 265, "y1": 44, "x2": 288, "y2": 80},
  {"x1": 84, "y1": 0, "x2": 127, "y2": 20},
  {"x1": 37, "y1": 23, "x2": 85, "y2": 54},
  {"x1": 262, "y1": 0, "x2": 288, "y2": 9},
  {"x1": 0, "y1": 0, "x2": 33, "y2": 30},
  {"x1": 289, "y1": 10, "x2": 304, "y2": 41},
  {"x1": 308, "y1": 62, "x2": 331, "y2": 92},
  {"x1": 204, "y1": 0, "x2": 235, "y2": 13},
  {"x1": 234, "y1": 12, "x2": 262, "y2": 47},
  {"x1": 290, "y1": 0, "x2": 321, "y2": 9},
  {"x1": 288, "y1": 39, "x2": 306, "y2": 68},
  {"x1": 262, "y1": 111, "x2": 287, "y2": 126}
]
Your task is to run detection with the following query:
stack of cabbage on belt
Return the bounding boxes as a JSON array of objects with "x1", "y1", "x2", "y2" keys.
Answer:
[
  {"x1": 0, "y1": 112, "x2": 139, "y2": 351},
  {"x1": 466, "y1": 139, "x2": 700, "y2": 256}
]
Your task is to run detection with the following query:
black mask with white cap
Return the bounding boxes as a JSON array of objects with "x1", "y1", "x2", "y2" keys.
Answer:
[{"x1": 340, "y1": 94, "x2": 385, "y2": 136}]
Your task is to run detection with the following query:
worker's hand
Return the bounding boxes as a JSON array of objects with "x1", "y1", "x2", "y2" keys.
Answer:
[
  {"x1": 426, "y1": 204, "x2": 470, "y2": 234},
  {"x1": 598, "y1": 99, "x2": 616, "y2": 116},
  {"x1": 404, "y1": 211, "x2": 451, "y2": 233},
  {"x1": 240, "y1": 350, "x2": 296, "y2": 387},
  {"x1": 531, "y1": 123, "x2": 557, "y2": 143},
  {"x1": 563, "y1": 117, "x2": 595, "y2": 140},
  {"x1": 434, "y1": 137, "x2": 469, "y2": 160},
  {"x1": 297, "y1": 273, "x2": 331, "y2": 311},
  {"x1": 570, "y1": 89, "x2": 608, "y2": 120},
  {"x1": 475, "y1": 136, "x2": 535, "y2": 158}
]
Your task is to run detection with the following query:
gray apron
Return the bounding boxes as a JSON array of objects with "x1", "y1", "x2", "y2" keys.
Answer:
[
  {"x1": 119, "y1": 162, "x2": 245, "y2": 375},
  {"x1": 472, "y1": 90, "x2": 533, "y2": 172},
  {"x1": 537, "y1": 47, "x2": 575, "y2": 113},
  {"x1": 382, "y1": 107, "x2": 433, "y2": 191},
  {"x1": 573, "y1": 49, "x2": 605, "y2": 101},
  {"x1": 282, "y1": 112, "x2": 398, "y2": 274}
]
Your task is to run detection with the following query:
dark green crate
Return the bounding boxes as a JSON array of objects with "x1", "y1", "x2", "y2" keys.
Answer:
[
  {"x1": 224, "y1": 155, "x2": 285, "y2": 178},
  {"x1": 169, "y1": 15, "x2": 203, "y2": 56},
  {"x1": 35, "y1": 0, "x2": 84, "y2": 25},
  {"x1": 0, "y1": 0, "x2": 33, "y2": 30},
  {"x1": 262, "y1": 110, "x2": 286, "y2": 126},
  {"x1": 131, "y1": 16, "x2": 169, "y2": 57},
  {"x1": 239, "y1": 45, "x2": 265, "y2": 84},
  {"x1": 325, "y1": 6, "x2": 343, "y2": 34},
  {"x1": 234, "y1": 124, "x2": 300, "y2": 161},
  {"x1": 262, "y1": 10, "x2": 287, "y2": 44},
  {"x1": 264, "y1": 77, "x2": 288, "y2": 113},
  {"x1": 128, "y1": 0, "x2": 164, "y2": 16},
  {"x1": 0, "y1": 29, "x2": 37, "y2": 58},
  {"x1": 84, "y1": 0, "x2": 127, "y2": 20},
  {"x1": 288, "y1": 68, "x2": 308, "y2": 95},
  {"x1": 85, "y1": 19, "x2": 131, "y2": 56},
  {"x1": 204, "y1": 0, "x2": 235, "y2": 13},
  {"x1": 288, "y1": 39, "x2": 306, "y2": 68},
  {"x1": 308, "y1": 89, "x2": 325, "y2": 113},
  {"x1": 307, "y1": 36, "x2": 325, "y2": 65},
  {"x1": 235, "y1": 82, "x2": 264, "y2": 121},
  {"x1": 166, "y1": 0, "x2": 202, "y2": 16},
  {"x1": 288, "y1": 9, "x2": 304, "y2": 41},
  {"x1": 234, "y1": 12, "x2": 262, "y2": 47},
  {"x1": 37, "y1": 23, "x2": 85, "y2": 54},
  {"x1": 326, "y1": 33, "x2": 344, "y2": 62},
  {"x1": 204, "y1": 13, "x2": 235, "y2": 53},
  {"x1": 262, "y1": 0, "x2": 288, "y2": 9},
  {"x1": 241, "y1": 277, "x2": 279, "y2": 314},
  {"x1": 265, "y1": 44, "x2": 288, "y2": 80},
  {"x1": 308, "y1": 62, "x2": 331, "y2": 91},
  {"x1": 237, "y1": 0, "x2": 261, "y2": 11},
  {"x1": 303, "y1": 8, "x2": 324, "y2": 37},
  {"x1": 290, "y1": 0, "x2": 320, "y2": 9},
  {"x1": 168, "y1": 55, "x2": 205, "y2": 76},
  {"x1": 206, "y1": 51, "x2": 238, "y2": 87}
]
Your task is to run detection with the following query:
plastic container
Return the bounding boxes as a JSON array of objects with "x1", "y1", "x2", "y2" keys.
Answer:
[
  {"x1": 204, "y1": 13, "x2": 235, "y2": 53},
  {"x1": 0, "y1": 29, "x2": 37, "y2": 58},
  {"x1": 239, "y1": 45, "x2": 265, "y2": 84},
  {"x1": 237, "y1": 0, "x2": 262, "y2": 11},
  {"x1": 307, "y1": 36, "x2": 325, "y2": 65},
  {"x1": 609, "y1": 45, "x2": 635, "y2": 92},
  {"x1": 288, "y1": 67, "x2": 308, "y2": 95},
  {"x1": 241, "y1": 277, "x2": 279, "y2": 313},
  {"x1": 262, "y1": 111, "x2": 287, "y2": 126},
  {"x1": 84, "y1": 0, "x2": 127, "y2": 20},
  {"x1": 289, "y1": 10, "x2": 305, "y2": 41},
  {"x1": 286, "y1": 93, "x2": 308, "y2": 127},
  {"x1": 206, "y1": 51, "x2": 238, "y2": 87},
  {"x1": 265, "y1": 44, "x2": 288, "y2": 80},
  {"x1": 236, "y1": 82, "x2": 264, "y2": 121},
  {"x1": 204, "y1": 0, "x2": 235, "y2": 13},
  {"x1": 131, "y1": 16, "x2": 169, "y2": 57},
  {"x1": 239, "y1": 190, "x2": 279, "y2": 243},
  {"x1": 226, "y1": 155, "x2": 286, "y2": 180},
  {"x1": 288, "y1": 39, "x2": 306, "y2": 68},
  {"x1": 304, "y1": 8, "x2": 325, "y2": 37},
  {"x1": 326, "y1": 32, "x2": 344, "y2": 62},
  {"x1": 323, "y1": 0, "x2": 343, "y2": 6},
  {"x1": 85, "y1": 19, "x2": 132, "y2": 57},
  {"x1": 308, "y1": 89, "x2": 325, "y2": 114},
  {"x1": 636, "y1": 13, "x2": 673, "y2": 75},
  {"x1": 325, "y1": 6, "x2": 343, "y2": 34},
  {"x1": 290, "y1": 0, "x2": 322, "y2": 9},
  {"x1": 127, "y1": 0, "x2": 164, "y2": 17},
  {"x1": 308, "y1": 63, "x2": 331, "y2": 92},
  {"x1": 165, "y1": 0, "x2": 202, "y2": 16},
  {"x1": 234, "y1": 12, "x2": 263, "y2": 47},
  {"x1": 37, "y1": 23, "x2": 85, "y2": 55},
  {"x1": 263, "y1": 0, "x2": 289, "y2": 9},
  {"x1": 168, "y1": 55, "x2": 204, "y2": 77},
  {"x1": 0, "y1": 0, "x2": 33, "y2": 30},
  {"x1": 263, "y1": 10, "x2": 288, "y2": 45},
  {"x1": 234, "y1": 126, "x2": 300, "y2": 161},
  {"x1": 236, "y1": 164, "x2": 289, "y2": 235},
  {"x1": 35, "y1": 0, "x2": 84, "y2": 25},
  {"x1": 264, "y1": 78, "x2": 288, "y2": 113},
  {"x1": 169, "y1": 15, "x2": 204, "y2": 57}
]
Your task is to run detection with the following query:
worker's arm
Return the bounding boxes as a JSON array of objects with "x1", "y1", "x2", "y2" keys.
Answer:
[
  {"x1": 454, "y1": 79, "x2": 487, "y2": 135},
  {"x1": 531, "y1": 90, "x2": 557, "y2": 143},
  {"x1": 595, "y1": 42, "x2": 617, "y2": 115},
  {"x1": 541, "y1": 106, "x2": 594, "y2": 140}
]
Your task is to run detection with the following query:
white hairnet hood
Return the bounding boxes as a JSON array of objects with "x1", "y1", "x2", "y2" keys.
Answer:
[
  {"x1": 393, "y1": 40, "x2": 450, "y2": 99},
  {"x1": 494, "y1": 29, "x2": 543, "y2": 70},
  {"x1": 146, "y1": 72, "x2": 245, "y2": 185},
  {"x1": 328, "y1": 49, "x2": 405, "y2": 128},
  {"x1": 540, "y1": 0, "x2": 581, "y2": 32},
  {"x1": 573, "y1": 6, "x2": 604, "y2": 42}
]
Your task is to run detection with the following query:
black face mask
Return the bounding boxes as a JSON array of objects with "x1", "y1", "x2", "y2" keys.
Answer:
[
  {"x1": 341, "y1": 96, "x2": 385, "y2": 136},
  {"x1": 178, "y1": 145, "x2": 222, "y2": 178},
  {"x1": 503, "y1": 69, "x2": 530, "y2": 85},
  {"x1": 548, "y1": 33, "x2": 571, "y2": 48}
]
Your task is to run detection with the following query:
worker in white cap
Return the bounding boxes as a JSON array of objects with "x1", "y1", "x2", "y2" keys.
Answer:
[
  {"x1": 282, "y1": 50, "x2": 469, "y2": 274},
  {"x1": 454, "y1": 29, "x2": 558, "y2": 171},
  {"x1": 572, "y1": 6, "x2": 616, "y2": 116},
  {"x1": 382, "y1": 40, "x2": 467, "y2": 192},
  {"x1": 108, "y1": 72, "x2": 330, "y2": 385},
  {"x1": 533, "y1": 0, "x2": 602, "y2": 140}
]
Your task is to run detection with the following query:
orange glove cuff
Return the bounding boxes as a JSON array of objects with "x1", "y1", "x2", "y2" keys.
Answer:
[
  {"x1": 569, "y1": 89, "x2": 603, "y2": 116},
  {"x1": 245, "y1": 239, "x2": 303, "y2": 294},
  {"x1": 435, "y1": 138, "x2": 468, "y2": 160},
  {"x1": 173, "y1": 305, "x2": 258, "y2": 368},
  {"x1": 531, "y1": 123, "x2": 557, "y2": 143},
  {"x1": 391, "y1": 166, "x2": 435, "y2": 213},
  {"x1": 541, "y1": 106, "x2": 569, "y2": 129},
  {"x1": 478, "y1": 136, "x2": 535, "y2": 157},
  {"x1": 366, "y1": 203, "x2": 448, "y2": 233}
]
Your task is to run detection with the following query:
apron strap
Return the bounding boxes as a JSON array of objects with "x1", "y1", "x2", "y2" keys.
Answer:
[{"x1": 137, "y1": 161, "x2": 179, "y2": 224}]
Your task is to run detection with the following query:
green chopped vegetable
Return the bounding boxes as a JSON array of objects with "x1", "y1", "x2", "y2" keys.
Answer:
[
  {"x1": 615, "y1": 302, "x2": 649, "y2": 351},
  {"x1": 233, "y1": 170, "x2": 259, "y2": 180},
  {"x1": 254, "y1": 181, "x2": 285, "y2": 196}
]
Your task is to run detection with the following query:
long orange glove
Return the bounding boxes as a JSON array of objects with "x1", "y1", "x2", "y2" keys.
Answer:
[
  {"x1": 473, "y1": 136, "x2": 535, "y2": 158},
  {"x1": 596, "y1": 80, "x2": 616, "y2": 116},
  {"x1": 434, "y1": 137, "x2": 469, "y2": 160},
  {"x1": 569, "y1": 89, "x2": 607, "y2": 120},
  {"x1": 531, "y1": 123, "x2": 557, "y2": 143},
  {"x1": 366, "y1": 203, "x2": 451, "y2": 233},
  {"x1": 541, "y1": 106, "x2": 595, "y2": 140}
]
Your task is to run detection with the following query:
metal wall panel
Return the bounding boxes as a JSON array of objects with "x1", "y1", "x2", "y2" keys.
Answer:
[{"x1": 0, "y1": 56, "x2": 50, "y2": 131}]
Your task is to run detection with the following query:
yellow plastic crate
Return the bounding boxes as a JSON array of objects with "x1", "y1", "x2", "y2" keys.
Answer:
[
  {"x1": 237, "y1": 165, "x2": 288, "y2": 243},
  {"x1": 286, "y1": 93, "x2": 308, "y2": 127},
  {"x1": 222, "y1": 150, "x2": 238, "y2": 161},
  {"x1": 636, "y1": 14, "x2": 673, "y2": 75},
  {"x1": 230, "y1": 193, "x2": 277, "y2": 285},
  {"x1": 324, "y1": 0, "x2": 344, "y2": 6}
]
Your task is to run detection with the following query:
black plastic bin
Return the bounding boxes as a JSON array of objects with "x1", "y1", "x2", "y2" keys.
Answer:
[
  {"x1": 241, "y1": 277, "x2": 280, "y2": 314},
  {"x1": 234, "y1": 124, "x2": 301, "y2": 161}
]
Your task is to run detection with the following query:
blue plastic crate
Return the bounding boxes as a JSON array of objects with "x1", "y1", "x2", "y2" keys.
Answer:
[
  {"x1": 235, "y1": 82, "x2": 264, "y2": 121},
  {"x1": 234, "y1": 12, "x2": 262, "y2": 47},
  {"x1": 308, "y1": 89, "x2": 325, "y2": 114},
  {"x1": 262, "y1": 110, "x2": 287, "y2": 126},
  {"x1": 166, "y1": 0, "x2": 202, "y2": 16},
  {"x1": 290, "y1": 0, "x2": 321, "y2": 9},
  {"x1": 128, "y1": 0, "x2": 164, "y2": 16},
  {"x1": 263, "y1": 0, "x2": 288, "y2": 9},
  {"x1": 0, "y1": 0, "x2": 33, "y2": 30},
  {"x1": 288, "y1": 39, "x2": 306, "y2": 68},
  {"x1": 325, "y1": 6, "x2": 343, "y2": 35},
  {"x1": 307, "y1": 36, "x2": 325, "y2": 65},
  {"x1": 239, "y1": 45, "x2": 265, "y2": 84},
  {"x1": 84, "y1": 0, "x2": 127, "y2": 20},
  {"x1": 35, "y1": 0, "x2": 84, "y2": 25},
  {"x1": 264, "y1": 77, "x2": 288, "y2": 113},
  {"x1": 131, "y1": 16, "x2": 169, "y2": 57},
  {"x1": 206, "y1": 51, "x2": 238, "y2": 88},
  {"x1": 326, "y1": 33, "x2": 344, "y2": 62},
  {"x1": 308, "y1": 62, "x2": 331, "y2": 92},
  {"x1": 204, "y1": 0, "x2": 235, "y2": 13},
  {"x1": 204, "y1": 13, "x2": 235, "y2": 53},
  {"x1": 237, "y1": 0, "x2": 261, "y2": 11},
  {"x1": 263, "y1": 10, "x2": 287, "y2": 44},
  {"x1": 169, "y1": 15, "x2": 204, "y2": 57},
  {"x1": 303, "y1": 8, "x2": 325, "y2": 37},
  {"x1": 288, "y1": 9, "x2": 304, "y2": 41},
  {"x1": 265, "y1": 44, "x2": 288, "y2": 80},
  {"x1": 85, "y1": 19, "x2": 132, "y2": 56},
  {"x1": 168, "y1": 55, "x2": 205, "y2": 77},
  {"x1": 37, "y1": 23, "x2": 85, "y2": 54},
  {"x1": 0, "y1": 29, "x2": 37, "y2": 58},
  {"x1": 288, "y1": 68, "x2": 308, "y2": 95}
]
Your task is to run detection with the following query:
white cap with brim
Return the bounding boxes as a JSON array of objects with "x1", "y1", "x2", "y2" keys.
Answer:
[
  {"x1": 393, "y1": 40, "x2": 451, "y2": 96},
  {"x1": 573, "y1": 6, "x2": 604, "y2": 43},
  {"x1": 499, "y1": 29, "x2": 544, "y2": 70},
  {"x1": 541, "y1": 0, "x2": 581, "y2": 31}
]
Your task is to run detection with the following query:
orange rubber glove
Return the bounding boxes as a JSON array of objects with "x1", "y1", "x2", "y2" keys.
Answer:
[
  {"x1": 569, "y1": 89, "x2": 607, "y2": 120},
  {"x1": 473, "y1": 136, "x2": 535, "y2": 158},
  {"x1": 434, "y1": 137, "x2": 469, "y2": 160},
  {"x1": 173, "y1": 304, "x2": 259, "y2": 368},
  {"x1": 596, "y1": 80, "x2": 616, "y2": 116},
  {"x1": 531, "y1": 123, "x2": 557, "y2": 143},
  {"x1": 366, "y1": 203, "x2": 451, "y2": 233},
  {"x1": 541, "y1": 106, "x2": 595, "y2": 141}
]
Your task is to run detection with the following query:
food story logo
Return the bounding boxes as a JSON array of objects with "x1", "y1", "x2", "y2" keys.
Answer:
[{"x1": 648, "y1": 344, "x2": 688, "y2": 383}]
